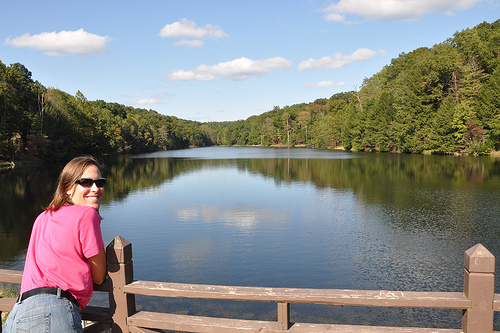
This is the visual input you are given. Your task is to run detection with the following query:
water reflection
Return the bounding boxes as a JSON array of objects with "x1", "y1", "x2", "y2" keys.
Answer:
[
  {"x1": 0, "y1": 165, "x2": 60, "y2": 267},
  {"x1": 176, "y1": 205, "x2": 286, "y2": 228},
  {"x1": 2, "y1": 148, "x2": 500, "y2": 329}
]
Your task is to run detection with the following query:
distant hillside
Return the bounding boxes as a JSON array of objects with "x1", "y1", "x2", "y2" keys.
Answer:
[
  {"x1": 0, "y1": 75, "x2": 211, "y2": 161},
  {"x1": 206, "y1": 19, "x2": 500, "y2": 155}
]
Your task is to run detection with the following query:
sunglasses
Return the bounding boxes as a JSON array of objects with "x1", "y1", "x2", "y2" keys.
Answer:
[{"x1": 75, "y1": 178, "x2": 107, "y2": 188}]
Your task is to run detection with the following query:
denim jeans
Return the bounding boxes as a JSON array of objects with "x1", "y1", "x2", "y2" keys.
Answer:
[{"x1": 2, "y1": 292, "x2": 82, "y2": 333}]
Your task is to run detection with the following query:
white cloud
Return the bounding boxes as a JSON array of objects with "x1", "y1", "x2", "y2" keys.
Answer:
[
  {"x1": 134, "y1": 98, "x2": 161, "y2": 105},
  {"x1": 169, "y1": 56, "x2": 293, "y2": 81},
  {"x1": 159, "y1": 18, "x2": 228, "y2": 47},
  {"x1": 305, "y1": 81, "x2": 347, "y2": 88},
  {"x1": 173, "y1": 39, "x2": 204, "y2": 48},
  {"x1": 298, "y1": 48, "x2": 383, "y2": 71},
  {"x1": 323, "y1": 0, "x2": 483, "y2": 22},
  {"x1": 324, "y1": 12, "x2": 348, "y2": 23},
  {"x1": 169, "y1": 70, "x2": 216, "y2": 81},
  {"x1": 4, "y1": 28, "x2": 111, "y2": 56}
]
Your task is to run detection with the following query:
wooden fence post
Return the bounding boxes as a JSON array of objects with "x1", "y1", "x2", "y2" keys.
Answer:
[
  {"x1": 462, "y1": 243, "x2": 495, "y2": 333},
  {"x1": 107, "y1": 236, "x2": 136, "y2": 333},
  {"x1": 277, "y1": 302, "x2": 290, "y2": 330}
]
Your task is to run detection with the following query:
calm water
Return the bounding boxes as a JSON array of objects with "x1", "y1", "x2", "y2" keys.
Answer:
[{"x1": 1, "y1": 147, "x2": 500, "y2": 329}]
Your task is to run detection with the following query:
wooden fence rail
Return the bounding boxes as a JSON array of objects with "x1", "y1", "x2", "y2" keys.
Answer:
[{"x1": 1, "y1": 236, "x2": 499, "y2": 333}]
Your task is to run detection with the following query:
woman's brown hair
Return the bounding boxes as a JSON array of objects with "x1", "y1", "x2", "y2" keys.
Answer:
[{"x1": 45, "y1": 156, "x2": 104, "y2": 211}]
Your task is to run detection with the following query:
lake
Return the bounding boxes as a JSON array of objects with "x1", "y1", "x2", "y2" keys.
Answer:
[{"x1": 1, "y1": 147, "x2": 500, "y2": 329}]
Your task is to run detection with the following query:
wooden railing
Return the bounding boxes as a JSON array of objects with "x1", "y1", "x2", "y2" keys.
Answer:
[{"x1": 1, "y1": 235, "x2": 499, "y2": 333}]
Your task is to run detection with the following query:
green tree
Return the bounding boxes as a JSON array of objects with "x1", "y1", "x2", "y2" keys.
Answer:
[
  {"x1": 475, "y1": 67, "x2": 500, "y2": 150},
  {"x1": 429, "y1": 97, "x2": 458, "y2": 153}
]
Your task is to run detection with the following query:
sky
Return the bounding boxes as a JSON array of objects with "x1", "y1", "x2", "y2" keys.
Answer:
[{"x1": 0, "y1": 1, "x2": 499, "y2": 122}]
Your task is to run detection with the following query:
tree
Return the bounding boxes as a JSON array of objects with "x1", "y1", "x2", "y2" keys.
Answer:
[
  {"x1": 429, "y1": 96, "x2": 458, "y2": 153},
  {"x1": 475, "y1": 67, "x2": 500, "y2": 150},
  {"x1": 296, "y1": 111, "x2": 311, "y2": 145}
]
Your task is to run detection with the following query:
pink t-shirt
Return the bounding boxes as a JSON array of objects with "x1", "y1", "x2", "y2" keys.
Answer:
[{"x1": 21, "y1": 205, "x2": 104, "y2": 309}]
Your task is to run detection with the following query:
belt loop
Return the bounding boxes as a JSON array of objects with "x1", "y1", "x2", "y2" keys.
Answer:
[
  {"x1": 57, "y1": 287, "x2": 62, "y2": 299},
  {"x1": 17, "y1": 292, "x2": 23, "y2": 304}
]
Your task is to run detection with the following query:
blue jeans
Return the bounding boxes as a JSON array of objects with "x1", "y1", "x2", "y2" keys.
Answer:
[{"x1": 2, "y1": 292, "x2": 82, "y2": 333}]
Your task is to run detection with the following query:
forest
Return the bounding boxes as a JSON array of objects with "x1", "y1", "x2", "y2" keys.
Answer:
[
  {"x1": 209, "y1": 20, "x2": 500, "y2": 155},
  {"x1": 1, "y1": 20, "x2": 500, "y2": 163}
]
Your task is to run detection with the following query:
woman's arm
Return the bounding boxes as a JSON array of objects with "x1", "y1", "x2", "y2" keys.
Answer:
[{"x1": 88, "y1": 248, "x2": 107, "y2": 285}]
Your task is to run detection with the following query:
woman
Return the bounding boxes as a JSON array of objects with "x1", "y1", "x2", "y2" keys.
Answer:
[{"x1": 3, "y1": 156, "x2": 107, "y2": 333}]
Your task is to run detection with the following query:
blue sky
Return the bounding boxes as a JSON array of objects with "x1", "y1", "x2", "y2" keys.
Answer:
[{"x1": 1, "y1": 1, "x2": 498, "y2": 122}]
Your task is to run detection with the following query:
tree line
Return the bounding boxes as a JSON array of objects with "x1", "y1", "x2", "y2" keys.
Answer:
[
  {"x1": 0, "y1": 64, "x2": 212, "y2": 161},
  {"x1": 1, "y1": 20, "x2": 500, "y2": 162},
  {"x1": 208, "y1": 20, "x2": 500, "y2": 155}
]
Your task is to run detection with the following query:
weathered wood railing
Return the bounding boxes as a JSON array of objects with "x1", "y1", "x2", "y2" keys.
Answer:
[{"x1": 1, "y1": 236, "x2": 500, "y2": 332}]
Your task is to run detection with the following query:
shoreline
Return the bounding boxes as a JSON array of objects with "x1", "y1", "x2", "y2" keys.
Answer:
[{"x1": 3, "y1": 146, "x2": 500, "y2": 170}]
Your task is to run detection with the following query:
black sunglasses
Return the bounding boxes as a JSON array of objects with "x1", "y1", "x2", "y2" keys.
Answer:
[{"x1": 75, "y1": 178, "x2": 107, "y2": 188}]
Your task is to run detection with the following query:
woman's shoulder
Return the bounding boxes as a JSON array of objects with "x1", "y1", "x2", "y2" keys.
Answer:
[{"x1": 57, "y1": 205, "x2": 99, "y2": 216}]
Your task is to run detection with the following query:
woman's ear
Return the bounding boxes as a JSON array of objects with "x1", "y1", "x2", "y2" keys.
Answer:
[{"x1": 66, "y1": 185, "x2": 74, "y2": 198}]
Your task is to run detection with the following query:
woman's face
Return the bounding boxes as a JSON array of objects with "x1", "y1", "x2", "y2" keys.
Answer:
[{"x1": 67, "y1": 165, "x2": 104, "y2": 210}]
